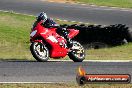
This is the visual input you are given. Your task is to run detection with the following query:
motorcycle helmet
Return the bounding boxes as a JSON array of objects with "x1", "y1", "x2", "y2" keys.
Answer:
[{"x1": 36, "y1": 12, "x2": 48, "y2": 22}]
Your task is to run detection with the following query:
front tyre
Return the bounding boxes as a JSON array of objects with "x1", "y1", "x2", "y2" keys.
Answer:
[
  {"x1": 68, "y1": 41, "x2": 85, "y2": 62},
  {"x1": 30, "y1": 42, "x2": 49, "y2": 62}
]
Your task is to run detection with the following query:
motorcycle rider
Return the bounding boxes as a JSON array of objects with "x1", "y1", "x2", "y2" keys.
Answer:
[{"x1": 32, "y1": 12, "x2": 72, "y2": 48}]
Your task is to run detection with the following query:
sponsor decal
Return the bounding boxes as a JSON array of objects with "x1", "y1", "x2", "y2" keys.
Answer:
[{"x1": 47, "y1": 36, "x2": 58, "y2": 43}]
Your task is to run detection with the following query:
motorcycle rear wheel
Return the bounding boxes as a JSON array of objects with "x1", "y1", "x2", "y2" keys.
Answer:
[
  {"x1": 30, "y1": 42, "x2": 49, "y2": 62},
  {"x1": 68, "y1": 41, "x2": 85, "y2": 62}
]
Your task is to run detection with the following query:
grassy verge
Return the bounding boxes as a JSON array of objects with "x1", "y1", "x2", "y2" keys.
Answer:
[
  {"x1": 86, "y1": 43, "x2": 132, "y2": 60},
  {"x1": 75, "y1": 0, "x2": 132, "y2": 8},
  {"x1": 0, "y1": 11, "x2": 33, "y2": 60},
  {"x1": 0, "y1": 11, "x2": 132, "y2": 60},
  {"x1": 0, "y1": 83, "x2": 132, "y2": 88}
]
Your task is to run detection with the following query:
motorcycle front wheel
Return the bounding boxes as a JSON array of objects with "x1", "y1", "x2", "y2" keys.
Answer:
[
  {"x1": 30, "y1": 42, "x2": 49, "y2": 62},
  {"x1": 68, "y1": 41, "x2": 85, "y2": 62}
]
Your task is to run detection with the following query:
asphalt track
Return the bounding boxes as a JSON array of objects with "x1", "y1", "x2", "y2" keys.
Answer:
[
  {"x1": 0, "y1": 0, "x2": 132, "y2": 28},
  {"x1": 0, "y1": 0, "x2": 132, "y2": 83},
  {"x1": 0, "y1": 61, "x2": 132, "y2": 82}
]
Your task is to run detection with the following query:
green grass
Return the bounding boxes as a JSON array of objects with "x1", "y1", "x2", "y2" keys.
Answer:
[
  {"x1": 0, "y1": 83, "x2": 132, "y2": 88},
  {"x1": 75, "y1": 0, "x2": 132, "y2": 8},
  {"x1": 0, "y1": 11, "x2": 132, "y2": 60},
  {"x1": 86, "y1": 43, "x2": 132, "y2": 60},
  {"x1": 0, "y1": 12, "x2": 33, "y2": 60}
]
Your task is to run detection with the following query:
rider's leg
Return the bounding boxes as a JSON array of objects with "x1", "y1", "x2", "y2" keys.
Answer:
[
  {"x1": 62, "y1": 29, "x2": 73, "y2": 48},
  {"x1": 56, "y1": 27, "x2": 73, "y2": 48}
]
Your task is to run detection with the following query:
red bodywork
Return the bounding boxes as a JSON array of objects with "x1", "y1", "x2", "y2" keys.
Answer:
[{"x1": 30, "y1": 21, "x2": 79, "y2": 58}]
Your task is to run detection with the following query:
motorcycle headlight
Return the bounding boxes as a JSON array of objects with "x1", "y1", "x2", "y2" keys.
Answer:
[{"x1": 30, "y1": 30, "x2": 37, "y2": 37}]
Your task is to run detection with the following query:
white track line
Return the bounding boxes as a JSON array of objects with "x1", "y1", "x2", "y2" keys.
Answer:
[
  {"x1": 0, "y1": 10, "x2": 35, "y2": 17},
  {"x1": 49, "y1": 60, "x2": 132, "y2": 62},
  {"x1": 1, "y1": 59, "x2": 132, "y2": 62},
  {"x1": 0, "y1": 82, "x2": 65, "y2": 83}
]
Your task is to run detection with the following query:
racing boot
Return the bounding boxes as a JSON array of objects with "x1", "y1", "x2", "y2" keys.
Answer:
[
  {"x1": 66, "y1": 38, "x2": 73, "y2": 48},
  {"x1": 63, "y1": 32, "x2": 73, "y2": 48}
]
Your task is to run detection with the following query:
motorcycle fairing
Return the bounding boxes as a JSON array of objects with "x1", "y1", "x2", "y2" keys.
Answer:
[{"x1": 31, "y1": 21, "x2": 68, "y2": 58}]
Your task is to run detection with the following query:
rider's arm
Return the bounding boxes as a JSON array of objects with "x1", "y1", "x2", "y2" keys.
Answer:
[
  {"x1": 32, "y1": 21, "x2": 38, "y2": 30},
  {"x1": 42, "y1": 18, "x2": 60, "y2": 28}
]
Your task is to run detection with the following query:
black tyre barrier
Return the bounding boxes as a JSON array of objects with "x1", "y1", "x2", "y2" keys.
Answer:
[
  {"x1": 60, "y1": 24, "x2": 132, "y2": 49},
  {"x1": 83, "y1": 42, "x2": 108, "y2": 49}
]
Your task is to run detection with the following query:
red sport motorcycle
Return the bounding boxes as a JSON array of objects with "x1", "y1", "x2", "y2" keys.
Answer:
[{"x1": 30, "y1": 21, "x2": 85, "y2": 62}]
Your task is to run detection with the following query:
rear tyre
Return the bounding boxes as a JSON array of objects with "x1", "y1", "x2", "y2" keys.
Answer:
[
  {"x1": 30, "y1": 42, "x2": 49, "y2": 62},
  {"x1": 68, "y1": 41, "x2": 85, "y2": 62}
]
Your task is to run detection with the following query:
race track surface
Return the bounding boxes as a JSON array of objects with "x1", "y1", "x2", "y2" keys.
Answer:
[
  {"x1": 0, "y1": 61, "x2": 131, "y2": 82},
  {"x1": 0, "y1": 0, "x2": 132, "y2": 27}
]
